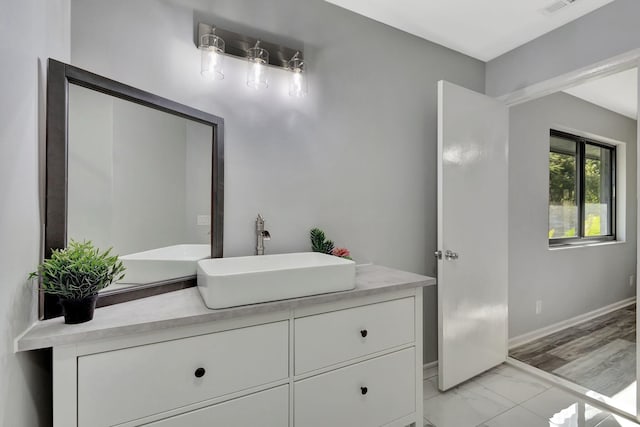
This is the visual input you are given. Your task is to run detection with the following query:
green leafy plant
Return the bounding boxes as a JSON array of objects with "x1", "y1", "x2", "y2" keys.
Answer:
[
  {"x1": 310, "y1": 228, "x2": 335, "y2": 254},
  {"x1": 310, "y1": 228, "x2": 352, "y2": 260},
  {"x1": 29, "y1": 240, "x2": 125, "y2": 300}
]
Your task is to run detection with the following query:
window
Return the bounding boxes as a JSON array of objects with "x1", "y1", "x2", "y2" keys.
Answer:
[{"x1": 549, "y1": 130, "x2": 615, "y2": 245}]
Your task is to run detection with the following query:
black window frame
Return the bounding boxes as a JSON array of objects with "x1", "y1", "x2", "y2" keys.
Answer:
[{"x1": 549, "y1": 129, "x2": 616, "y2": 246}]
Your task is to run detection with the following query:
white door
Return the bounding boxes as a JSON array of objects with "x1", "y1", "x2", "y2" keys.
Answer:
[{"x1": 437, "y1": 81, "x2": 509, "y2": 391}]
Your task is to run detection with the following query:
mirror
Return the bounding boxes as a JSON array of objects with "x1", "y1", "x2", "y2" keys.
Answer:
[
  {"x1": 44, "y1": 59, "x2": 224, "y2": 319},
  {"x1": 507, "y1": 65, "x2": 638, "y2": 416},
  {"x1": 67, "y1": 85, "x2": 213, "y2": 292}
]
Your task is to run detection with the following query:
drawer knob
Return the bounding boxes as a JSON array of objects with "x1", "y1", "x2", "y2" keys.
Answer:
[
  {"x1": 360, "y1": 329, "x2": 368, "y2": 338},
  {"x1": 361, "y1": 386, "x2": 368, "y2": 395},
  {"x1": 194, "y1": 367, "x2": 206, "y2": 378}
]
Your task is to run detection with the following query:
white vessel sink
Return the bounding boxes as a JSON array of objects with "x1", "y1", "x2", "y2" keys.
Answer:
[
  {"x1": 197, "y1": 252, "x2": 356, "y2": 309},
  {"x1": 118, "y1": 244, "x2": 211, "y2": 285}
]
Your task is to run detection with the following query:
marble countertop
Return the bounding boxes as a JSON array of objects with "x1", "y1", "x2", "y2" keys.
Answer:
[{"x1": 15, "y1": 264, "x2": 435, "y2": 352}]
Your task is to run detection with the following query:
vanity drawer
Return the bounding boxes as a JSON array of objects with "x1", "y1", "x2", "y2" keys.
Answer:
[
  {"x1": 78, "y1": 321, "x2": 289, "y2": 427},
  {"x1": 144, "y1": 385, "x2": 289, "y2": 427},
  {"x1": 294, "y1": 348, "x2": 415, "y2": 427},
  {"x1": 294, "y1": 297, "x2": 414, "y2": 374}
]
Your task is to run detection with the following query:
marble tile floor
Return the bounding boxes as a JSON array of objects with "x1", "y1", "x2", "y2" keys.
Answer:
[
  {"x1": 422, "y1": 363, "x2": 640, "y2": 427},
  {"x1": 509, "y1": 304, "x2": 636, "y2": 400}
]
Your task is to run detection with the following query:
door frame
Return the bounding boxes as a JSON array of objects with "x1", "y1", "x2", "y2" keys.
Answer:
[{"x1": 498, "y1": 48, "x2": 640, "y2": 422}]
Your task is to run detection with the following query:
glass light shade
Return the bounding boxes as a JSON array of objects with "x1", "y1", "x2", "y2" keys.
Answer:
[
  {"x1": 289, "y1": 70, "x2": 308, "y2": 97},
  {"x1": 288, "y1": 55, "x2": 307, "y2": 97},
  {"x1": 199, "y1": 33, "x2": 225, "y2": 80},
  {"x1": 246, "y1": 44, "x2": 269, "y2": 89}
]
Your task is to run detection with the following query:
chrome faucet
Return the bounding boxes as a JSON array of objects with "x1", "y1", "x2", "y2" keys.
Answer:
[{"x1": 256, "y1": 214, "x2": 271, "y2": 255}]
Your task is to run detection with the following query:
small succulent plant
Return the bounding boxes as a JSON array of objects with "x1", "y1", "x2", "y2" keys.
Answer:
[
  {"x1": 310, "y1": 228, "x2": 334, "y2": 254},
  {"x1": 310, "y1": 228, "x2": 352, "y2": 260}
]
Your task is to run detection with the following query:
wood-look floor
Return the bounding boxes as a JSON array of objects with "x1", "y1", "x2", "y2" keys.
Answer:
[{"x1": 510, "y1": 304, "x2": 636, "y2": 398}]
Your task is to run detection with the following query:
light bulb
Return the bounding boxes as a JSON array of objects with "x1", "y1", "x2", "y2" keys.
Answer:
[
  {"x1": 246, "y1": 41, "x2": 269, "y2": 90},
  {"x1": 201, "y1": 49, "x2": 224, "y2": 80},
  {"x1": 247, "y1": 62, "x2": 267, "y2": 89},
  {"x1": 287, "y1": 52, "x2": 307, "y2": 97},
  {"x1": 199, "y1": 30, "x2": 225, "y2": 81},
  {"x1": 289, "y1": 70, "x2": 308, "y2": 97}
]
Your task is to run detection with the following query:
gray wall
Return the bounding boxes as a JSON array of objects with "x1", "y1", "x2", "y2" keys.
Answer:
[
  {"x1": 68, "y1": 85, "x2": 212, "y2": 255},
  {"x1": 185, "y1": 121, "x2": 214, "y2": 244},
  {"x1": 509, "y1": 91, "x2": 637, "y2": 338},
  {"x1": 110, "y1": 99, "x2": 187, "y2": 255},
  {"x1": 68, "y1": 84, "x2": 114, "y2": 251},
  {"x1": 69, "y1": 0, "x2": 485, "y2": 363},
  {"x1": 486, "y1": 0, "x2": 640, "y2": 96},
  {"x1": 0, "y1": 0, "x2": 69, "y2": 426}
]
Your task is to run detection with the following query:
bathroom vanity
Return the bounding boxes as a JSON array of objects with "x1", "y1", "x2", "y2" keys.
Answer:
[{"x1": 16, "y1": 265, "x2": 434, "y2": 427}]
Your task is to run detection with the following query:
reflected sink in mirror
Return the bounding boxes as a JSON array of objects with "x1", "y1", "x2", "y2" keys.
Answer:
[
  {"x1": 109, "y1": 244, "x2": 211, "y2": 292},
  {"x1": 197, "y1": 252, "x2": 356, "y2": 309},
  {"x1": 67, "y1": 83, "x2": 216, "y2": 295},
  {"x1": 43, "y1": 59, "x2": 224, "y2": 319}
]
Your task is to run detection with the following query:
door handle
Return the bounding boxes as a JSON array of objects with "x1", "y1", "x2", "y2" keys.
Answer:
[
  {"x1": 434, "y1": 250, "x2": 442, "y2": 260},
  {"x1": 444, "y1": 250, "x2": 459, "y2": 261}
]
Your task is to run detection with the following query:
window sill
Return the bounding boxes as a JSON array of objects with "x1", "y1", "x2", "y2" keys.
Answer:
[{"x1": 549, "y1": 240, "x2": 625, "y2": 251}]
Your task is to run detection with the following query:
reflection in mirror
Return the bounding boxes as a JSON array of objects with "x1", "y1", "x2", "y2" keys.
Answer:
[
  {"x1": 44, "y1": 59, "x2": 223, "y2": 319},
  {"x1": 508, "y1": 65, "x2": 637, "y2": 416},
  {"x1": 67, "y1": 84, "x2": 213, "y2": 293}
]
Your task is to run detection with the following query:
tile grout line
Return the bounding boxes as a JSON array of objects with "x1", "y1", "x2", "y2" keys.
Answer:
[
  {"x1": 423, "y1": 375, "x2": 521, "y2": 425},
  {"x1": 473, "y1": 404, "x2": 517, "y2": 426},
  {"x1": 477, "y1": 376, "x2": 551, "y2": 406},
  {"x1": 513, "y1": 385, "x2": 552, "y2": 405}
]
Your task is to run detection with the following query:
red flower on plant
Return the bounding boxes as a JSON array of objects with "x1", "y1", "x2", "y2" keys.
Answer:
[{"x1": 331, "y1": 247, "x2": 351, "y2": 258}]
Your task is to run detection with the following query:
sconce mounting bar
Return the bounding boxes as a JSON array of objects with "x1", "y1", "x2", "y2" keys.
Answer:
[{"x1": 197, "y1": 23, "x2": 303, "y2": 70}]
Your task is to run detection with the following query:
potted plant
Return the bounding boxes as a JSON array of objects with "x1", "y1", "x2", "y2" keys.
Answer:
[
  {"x1": 310, "y1": 228, "x2": 353, "y2": 260},
  {"x1": 30, "y1": 240, "x2": 125, "y2": 324}
]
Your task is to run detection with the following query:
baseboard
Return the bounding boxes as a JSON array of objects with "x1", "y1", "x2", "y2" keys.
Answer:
[
  {"x1": 509, "y1": 296, "x2": 636, "y2": 349},
  {"x1": 423, "y1": 361, "x2": 438, "y2": 370}
]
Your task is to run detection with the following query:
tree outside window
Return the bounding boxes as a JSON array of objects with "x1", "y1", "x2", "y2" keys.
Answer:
[{"x1": 549, "y1": 130, "x2": 615, "y2": 244}]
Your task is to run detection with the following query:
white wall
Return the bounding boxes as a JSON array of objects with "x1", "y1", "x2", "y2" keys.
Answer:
[
  {"x1": 0, "y1": 1, "x2": 69, "y2": 426},
  {"x1": 486, "y1": 0, "x2": 640, "y2": 97},
  {"x1": 69, "y1": 0, "x2": 485, "y2": 363},
  {"x1": 509, "y1": 92, "x2": 637, "y2": 338}
]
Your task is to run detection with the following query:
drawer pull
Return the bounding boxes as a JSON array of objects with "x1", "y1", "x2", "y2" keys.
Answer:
[
  {"x1": 360, "y1": 386, "x2": 368, "y2": 395},
  {"x1": 194, "y1": 367, "x2": 206, "y2": 378},
  {"x1": 360, "y1": 329, "x2": 368, "y2": 338}
]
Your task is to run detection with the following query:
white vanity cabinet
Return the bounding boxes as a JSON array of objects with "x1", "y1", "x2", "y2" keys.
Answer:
[
  {"x1": 295, "y1": 348, "x2": 416, "y2": 427},
  {"x1": 294, "y1": 297, "x2": 415, "y2": 374},
  {"x1": 144, "y1": 386, "x2": 290, "y2": 427},
  {"x1": 17, "y1": 266, "x2": 432, "y2": 427},
  {"x1": 77, "y1": 322, "x2": 289, "y2": 426}
]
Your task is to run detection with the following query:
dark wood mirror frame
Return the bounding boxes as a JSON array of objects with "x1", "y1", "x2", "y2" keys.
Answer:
[{"x1": 43, "y1": 58, "x2": 224, "y2": 319}]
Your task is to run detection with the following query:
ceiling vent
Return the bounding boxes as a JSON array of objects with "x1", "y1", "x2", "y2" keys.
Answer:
[{"x1": 542, "y1": 0, "x2": 577, "y2": 15}]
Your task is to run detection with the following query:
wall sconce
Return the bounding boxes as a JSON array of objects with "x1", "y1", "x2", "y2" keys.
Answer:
[
  {"x1": 288, "y1": 51, "x2": 307, "y2": 98},
  {"x1": 199, "y1": 27, "x2": 225, "y2": 80},
  {"x1": 246, "y1": 41, "x2": 269, "y2": 89},
  {"x1": 196, "y1": 23, "x2": 307, "y2": 97}
]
